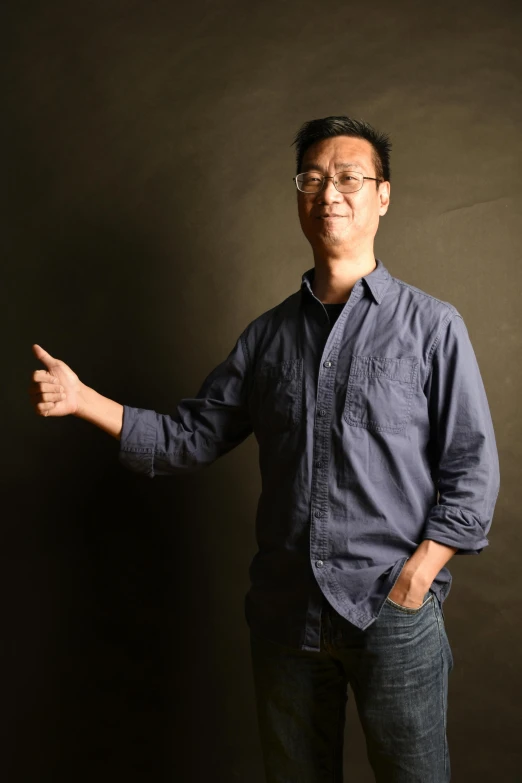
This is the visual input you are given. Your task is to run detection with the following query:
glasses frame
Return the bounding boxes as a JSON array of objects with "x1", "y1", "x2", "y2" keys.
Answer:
[{"x1": 293, "y1": 171, "x2": 383, "y2": 194}]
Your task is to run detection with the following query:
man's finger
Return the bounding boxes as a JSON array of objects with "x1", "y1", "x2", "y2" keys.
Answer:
[
  {"x1": 31, "y1": 369, "x2": 59, "y2": 384},
  {"x1": 37, "y1": 401, "x2": 55, "y2": 416},
  {"x1": 32, "y1": 344, "x2": 57, "y2": 370},
  {"x1": 29, "y1": 381, "x2": 63, "y2": 393}
]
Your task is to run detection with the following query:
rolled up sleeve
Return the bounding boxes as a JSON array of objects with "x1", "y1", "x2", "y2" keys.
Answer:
[
  {"x1": 118, "y1": 331, "x2": 253, "y2": 477},
  {"x1": 422, "y1": 311, "x2": 500, "y2": 554}
]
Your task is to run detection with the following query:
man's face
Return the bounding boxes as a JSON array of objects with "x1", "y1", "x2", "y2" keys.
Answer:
[{"x1": 296, "y1": 135, "x2": 390, "y2": 255}]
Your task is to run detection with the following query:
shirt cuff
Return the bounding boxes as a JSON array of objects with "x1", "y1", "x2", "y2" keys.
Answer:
[
  {"x1": 422, "y1": 504, "x2": 489, "y2": 555},
  {"x1": 118, "y1": 405, "x2": 158, "y2": 478}
]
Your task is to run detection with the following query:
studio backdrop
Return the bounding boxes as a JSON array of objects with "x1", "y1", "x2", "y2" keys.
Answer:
[{"x1": 4, "y1": 0, "x2": 521, "y2": 780}]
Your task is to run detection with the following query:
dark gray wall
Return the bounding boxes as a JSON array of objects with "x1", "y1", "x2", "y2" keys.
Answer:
[{"x1": 4, "y1": 0, "x2": 521, "y2": 780}]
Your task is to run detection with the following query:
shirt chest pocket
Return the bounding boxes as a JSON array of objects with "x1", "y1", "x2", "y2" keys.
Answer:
[
  {"x1": 343, "y1": 355, "x2": 418, "y2": 433},
  {"x1": 252, "y1": 358, "x2": 304, "y2": 433}
]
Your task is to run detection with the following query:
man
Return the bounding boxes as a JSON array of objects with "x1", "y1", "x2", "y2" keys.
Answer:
[{"x1": 29, "y1": 116, "x2": 500, "y2": 782}]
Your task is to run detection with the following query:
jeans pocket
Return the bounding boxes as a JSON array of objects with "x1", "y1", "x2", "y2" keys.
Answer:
[
  {"x1": 385, "y1": 591, "x2": 434, "y2": 614},
  {"x1": 343, "y1": 354, "x2": 418, "y2": 433}
]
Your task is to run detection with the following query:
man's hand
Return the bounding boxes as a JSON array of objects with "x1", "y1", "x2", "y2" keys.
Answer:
[
  {"x1": 388, "y1": 540, "x2": 459, "y2": 608},
  {"x1": 29, "y1": 343, "x2": 124, "y2": 439},
  {"x1": 29, "y1": 344, "x2": 83, "y2": 417},
  {"x1": 388, "y1": 566, "x2": 431, "y2": 609}
]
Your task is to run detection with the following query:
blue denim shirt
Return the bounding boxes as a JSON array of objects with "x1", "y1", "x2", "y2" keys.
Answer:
[{"x1": 119, "y1": 258, "x2": 500, "y2": 651}]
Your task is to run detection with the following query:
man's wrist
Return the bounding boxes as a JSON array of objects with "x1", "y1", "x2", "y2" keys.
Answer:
[
  {"x1": 73, "y1": 383, "x2": 123, "y2": 440},
  {"x1": 74, "y1": 382, "x2": 95, "y2": 419},
  {"x1": 397, "y1": 559, "x2": 430, "y2": 591},
  {"x1": 403, "y1": 540, "x2": 459, "y2": 587}
]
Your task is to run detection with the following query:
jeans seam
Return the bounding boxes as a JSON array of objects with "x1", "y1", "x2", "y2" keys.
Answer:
[{"x1": 432, "y1": 600, "x2": 451, "y2": 780}]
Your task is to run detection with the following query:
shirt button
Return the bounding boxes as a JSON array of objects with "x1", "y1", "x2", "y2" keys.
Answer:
[
  {"x1": 319, "y1": 409, "x2": 327, "y2": 417},
  {"x1": 323, "y1": 361, "x2": 332, "y2": 368},
  {"x1": 314, "y1": 510, "x2": 323, "y2": 518},
  {"x1": 316, "y1": 560, "x2": 324, "y2": 568},
  {"x1": 315, "y1": 460, "x2": 323, "y2": 468}
]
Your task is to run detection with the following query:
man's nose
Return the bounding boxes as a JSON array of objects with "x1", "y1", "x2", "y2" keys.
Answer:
[{"x1": 318, "y1": 177, "x2": 342, "y2": 203}]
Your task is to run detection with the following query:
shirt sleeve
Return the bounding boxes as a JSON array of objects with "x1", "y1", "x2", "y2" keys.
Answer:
[
  {"x1": 118, "y1": 330, "x2": 253, "y2": 477},
  {"x1": 422, "y1": 311, "x2": 500, "y2": 555}
]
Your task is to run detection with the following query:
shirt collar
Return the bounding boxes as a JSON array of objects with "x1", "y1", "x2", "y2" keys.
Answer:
[{"x1": 300, "y1": 257, "x2": 392, "y2": 305}]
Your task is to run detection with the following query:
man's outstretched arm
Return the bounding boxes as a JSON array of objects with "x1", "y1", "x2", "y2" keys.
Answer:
[{"x1": 29, "y1": 334, "x2": 253, "y2": 474}]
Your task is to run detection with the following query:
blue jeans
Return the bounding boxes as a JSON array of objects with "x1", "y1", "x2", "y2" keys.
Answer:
[{"x1": 250, "y1": 590, "x2": 453, "y2": 782}]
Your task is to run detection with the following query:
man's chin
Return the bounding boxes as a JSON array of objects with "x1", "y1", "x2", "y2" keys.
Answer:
[
  {"x1": 305, "y1": 227, "x2": 351, "y2": 251},
  {"x1": 318, "y1": 230, "x2": 346, "y2": 245}
]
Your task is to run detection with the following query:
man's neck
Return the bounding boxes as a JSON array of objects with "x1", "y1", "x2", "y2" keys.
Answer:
[{"x1": 311, "y1": 254, "x2": 377, "y2": 304}]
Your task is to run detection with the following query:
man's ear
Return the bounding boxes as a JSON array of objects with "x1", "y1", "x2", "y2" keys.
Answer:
[{"x1": 378, "y1": 182, "x2": 390, "y2": 216}]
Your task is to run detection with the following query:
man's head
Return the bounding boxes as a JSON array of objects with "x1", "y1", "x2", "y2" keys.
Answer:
[{"x1": 292, "y1": 116, "x2": 391, "y2": 259}]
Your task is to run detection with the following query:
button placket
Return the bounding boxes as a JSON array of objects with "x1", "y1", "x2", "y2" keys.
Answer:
[
  {"x1": 310, "y1": 339, "x2": 338, "y2": 567},
  {"x1": 309, "y1": 289, "x2": 362, "y2": 571}
]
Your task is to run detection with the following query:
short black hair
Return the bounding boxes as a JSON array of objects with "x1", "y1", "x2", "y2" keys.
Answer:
[{"x1": 292, "y1": 116, "x2": 391, "y2": 184}]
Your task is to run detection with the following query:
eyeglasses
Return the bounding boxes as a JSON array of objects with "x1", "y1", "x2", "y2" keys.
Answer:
[{"x1": 293, "y1": 171, "x2": 383, "y2": 194}]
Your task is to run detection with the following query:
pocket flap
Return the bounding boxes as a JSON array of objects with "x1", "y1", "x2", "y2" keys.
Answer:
[
  {"x1": 257, "y1": 358, "x2": 303, "y2": 381},
  {"x1": 350, "y1": 355, "x2": 417, "y2": 383}
]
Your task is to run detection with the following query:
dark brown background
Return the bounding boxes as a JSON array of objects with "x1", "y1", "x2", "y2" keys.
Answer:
[{"x1": 4, "y1": 0, "x2": 521, "y2": 780}]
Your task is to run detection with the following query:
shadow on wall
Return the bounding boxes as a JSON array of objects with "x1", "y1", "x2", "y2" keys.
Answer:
[{"x1": 7, "y1": 206, "x2": 259, "y2": 781}]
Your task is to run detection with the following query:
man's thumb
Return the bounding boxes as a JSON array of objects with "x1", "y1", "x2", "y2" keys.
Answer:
[{"x1": 32, "y1": 343, "x2": 56, "y2": 369}]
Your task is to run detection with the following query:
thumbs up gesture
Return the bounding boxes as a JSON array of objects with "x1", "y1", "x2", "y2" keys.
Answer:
[{"x1": 29, "y1": 344, "x2": 82, "y2": 417}]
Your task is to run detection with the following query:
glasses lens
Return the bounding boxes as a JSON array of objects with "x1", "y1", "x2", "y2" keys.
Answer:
[
  {"x1": 296, "y1": 171, "x2": 364, "y2": 193},
  {"x1": 335, "y1": 172, "x2": 363, "y2": 192},
  {"x1": 296, "y1": 172, "x2": 323, "y2": 193}
]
